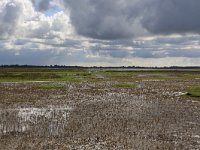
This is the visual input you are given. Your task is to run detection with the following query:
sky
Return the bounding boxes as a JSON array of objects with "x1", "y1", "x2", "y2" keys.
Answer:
[{"x1": 0, "y1": 0, "x2": 200, "y2": 67}]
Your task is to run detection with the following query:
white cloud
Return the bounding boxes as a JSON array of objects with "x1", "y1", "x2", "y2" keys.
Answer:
[
  {"x1": 0, "y1": 0, "x2": 74, "y2": 40},
  {"x1": 0, "y1": 0, "x2": 199, "y2": 66}
]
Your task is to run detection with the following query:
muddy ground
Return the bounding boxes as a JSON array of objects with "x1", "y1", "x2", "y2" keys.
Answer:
[{"x1": 0, "y1": 79, "x2": 200, "y2": 150}]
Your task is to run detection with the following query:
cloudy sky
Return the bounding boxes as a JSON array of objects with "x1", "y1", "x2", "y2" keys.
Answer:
[{"x1": 0, "y1": 0, "x2": 200, "y2": 66}]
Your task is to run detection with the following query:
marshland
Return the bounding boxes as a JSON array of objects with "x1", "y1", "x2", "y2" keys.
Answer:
[{"x1": 0, "y1": 67, "x2": 200, "y2": 149}]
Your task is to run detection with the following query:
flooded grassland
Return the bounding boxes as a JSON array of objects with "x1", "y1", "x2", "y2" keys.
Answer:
[{"x1": 0, "y1": 68, "x2": 200, "y2": 149}]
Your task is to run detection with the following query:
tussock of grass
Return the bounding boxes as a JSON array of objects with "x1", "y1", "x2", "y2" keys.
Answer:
[
  {"x1": 33, "y1": 84, "x2": 65, "y2": 89},
  {"x1": 187, "y1": 86, "x2": 200, "y2": 97},
  {"x1": 113, "y1": 83, "x2": 136, "y2": 88}
]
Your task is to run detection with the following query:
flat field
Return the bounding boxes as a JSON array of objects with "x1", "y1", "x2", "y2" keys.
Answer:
[{"x1": 0, "y1": 68, "x2": 200, "y2": 149}]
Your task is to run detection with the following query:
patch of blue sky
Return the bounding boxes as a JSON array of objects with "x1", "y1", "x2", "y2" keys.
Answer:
[
  {"x1": 44, "y1": 6, "x2": 62, "y2": 16},
  {"x1": 32, "y1": 0, "x2": 62, "y2": 16}
]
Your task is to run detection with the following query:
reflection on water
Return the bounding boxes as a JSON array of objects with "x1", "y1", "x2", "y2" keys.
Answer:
[{"x1": 0, "y1": 106, "x2": 72, "y2": 137}]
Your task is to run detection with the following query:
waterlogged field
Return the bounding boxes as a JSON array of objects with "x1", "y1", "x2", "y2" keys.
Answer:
[{"x1": 0, "y1": 68, "x2": 200, "y2": 149}]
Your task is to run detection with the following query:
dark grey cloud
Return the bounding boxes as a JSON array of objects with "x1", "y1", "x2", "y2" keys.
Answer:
[
  {"x1": 63, "y1": 0, "x2": 144, "y2": 40},
  {"x1": 88, "y1": 35, "x2": 200, "y2": 59},
  {"x1": 131, "y1": 49, "x2": 197, "y2": 58},
  {"x1": 0, "y1": 49, "x2": 53, "y2": 65},
  {"x1": 14, "y1": 39, "x2": 29, "y2": 45},
  {"x1": 63, "y1": 0, "x2": 200, "y2": 40},
  {"x1": 28, "y1": 38, "x2": 82, "y2": 48},
  {"x1": 0, "y1": 47, "x2": 94, "y2": 66},
  {"x1": 91, "y1": 46, "x2": 200, "y2": 59},
  {"x1": 153, "y1": 36, "x2": 200, "y2": 46},
  {"x1": 0, "y1": 35, "x2": 200, "y2": 66},
  {"x1": 142, "y1": 0, "x2": 200, "y2": 35},
  {"x1": 31, "y1": 0, "x2": 51, "y2": 12},
  {"x1": 38, "y1": 0, "x2": 51, "y2": 11},
  {"x1": 91, "y1": 45, "x2": 129, "y2": 58}
]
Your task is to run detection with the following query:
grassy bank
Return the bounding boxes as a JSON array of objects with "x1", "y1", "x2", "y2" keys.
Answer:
[
  {"x1": 0, "y1": 68, "x2": 200, "y2": 82},
  {"x1": 187, "y1": 86, "x2": 200, "y2": 97}
]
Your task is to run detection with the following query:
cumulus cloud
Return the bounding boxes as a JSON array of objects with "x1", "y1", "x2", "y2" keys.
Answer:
[
  {"x1": 0, "y1": 0, "x2": 22, "y2": 38},
  {"x1": 0, "y1": 0, "x2": 74, "y2": 40},
  {"x1": 0, "y1": 0, "x2": 200, "y2": 66}
]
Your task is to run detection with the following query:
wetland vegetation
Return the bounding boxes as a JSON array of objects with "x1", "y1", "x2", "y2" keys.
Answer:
[{"x1": 0, "y1": 67, "x2": 200, "y2": 149}]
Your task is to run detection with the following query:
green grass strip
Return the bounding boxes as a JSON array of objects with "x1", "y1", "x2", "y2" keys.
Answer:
[{"x1": 187, "y1": 86, "x2": 200, "y2": 97}]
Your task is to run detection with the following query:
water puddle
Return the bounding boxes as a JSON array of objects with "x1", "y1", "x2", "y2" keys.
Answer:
[{"x1": 0, "y1": 106, "x2": 72, "y2": 137}]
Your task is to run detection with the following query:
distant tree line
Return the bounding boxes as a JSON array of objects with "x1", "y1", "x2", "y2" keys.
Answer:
[{"x1": 0, "y1": 64, "x2": 200, "y2": 69}]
